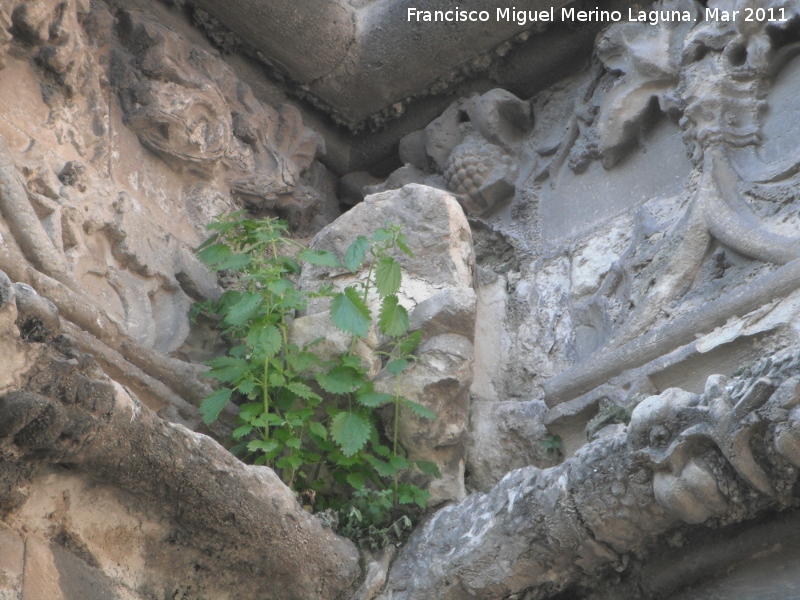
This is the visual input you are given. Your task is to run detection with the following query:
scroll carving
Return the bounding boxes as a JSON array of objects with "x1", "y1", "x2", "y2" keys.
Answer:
[
  {"x1": 544, "y1": 0, "x2": 800, "y2": 405},
  {"x1": 595, "y1": 0, "x2": 800, "y2": 347},
  {"x1": 114, "y1": 12, "x2": 322, "y2": 208}
]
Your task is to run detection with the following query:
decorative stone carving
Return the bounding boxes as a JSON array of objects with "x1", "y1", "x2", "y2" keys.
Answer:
[
  {"x1": 435, "y1": 89, "x2": 533, "y2": 216},
  {"x1": 0, "y1": 1, "x2": 341, "y2": 439},
  {"x1": 0, "y1": 284, "x2": 361, "y2": 598},
  {"x1": 9, "y1": 0, "x2": 91, "y2": 96},
  {"x1": 114, "y1": 11, "x2": 323, "y2": 217},
  {"x1": 0, "y1": 5, "x2": 11, "y2": 70},
  {"x1": 382, "y1": 350, "x2": 800, "y2": 598},
  {"x1": 544, "y1": 0, "x2": 800, "y2": 406},
  {"x1": 372, "y1": 89, "x2": 533, "y2": 217}
]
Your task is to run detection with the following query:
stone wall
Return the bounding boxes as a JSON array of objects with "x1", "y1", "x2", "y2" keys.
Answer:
[{"x1": 1, "y1": 0, "x2": 800, "y2": 598}]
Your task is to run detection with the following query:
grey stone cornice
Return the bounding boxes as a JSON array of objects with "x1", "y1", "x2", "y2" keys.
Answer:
[{"x1": 189, "y1": 0, "x2": 584, "y2": 128}]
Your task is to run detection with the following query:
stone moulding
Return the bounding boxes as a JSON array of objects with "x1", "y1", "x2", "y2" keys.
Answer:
[
  {"x1": 188, "y1": 0, "x2": 579, "y2": 127},
  {"x1": 544, "y1": 256, "x2": 800, "y2": 406},
  {"x1": 380, "y1": 350, "x2": 800, "y2": 599}
]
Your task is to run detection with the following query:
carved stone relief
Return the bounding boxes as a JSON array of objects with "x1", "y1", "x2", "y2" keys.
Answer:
[
  {"x1": 381, "y1": 350, "x2": 800, "y2": 598},
  {"x1": 360, "y1": 88, "x2": 535, "y2": 217},
  {"x1": 2, "y1": 0, "x2": 800, "y2": 598},
  {"x1": 0, "y1": 0, "x2": 335, "y2": 433},
  {"x1": 112, "y1": 10, "x2": 329, "y2": 229},
  {"x1": 392, "y1": 0, "x2": 800, "y2": 425},
  {"x1": 543, "y1": 0, "x2": 800, "y2": 412}
]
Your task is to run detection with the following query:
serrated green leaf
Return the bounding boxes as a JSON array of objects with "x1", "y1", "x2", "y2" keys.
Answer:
[
  {"x1": 375, "y1": 257, "x2": 402, "y2": 297},
  {"x1": 267, "y1": 278, "x2": 293, "y2": 296},
  {"x1": 411, "y1": 487, "x2": 430, "y2": 508},
  {"x1": 397, "y1": 487, "x2": 414, "y2": 505},
  {"x1": 232, "y1": 424, "x2": 253, "y2": 440},
  {"x1": 372, "y1": 228, "x2": 393, "y2": 243},
  {"x1": 309, "y1": 421, "x2": 327, "y2": 440},
  {"x1": 387, "y1": 358, "x2": 409, "y2": 376},
  {"x1": 224, "y1": 292, "x2": 262, "y2": 327},
  {"x1": 281, "y1": 256, "x2": 302, "y2": 274},
  {"x1": 390, "y1": 455, "x2": 409, "y2": 470},
  {"x1": 230, "y1": 344, "x2": 248, "y2": 358},
  {"x1": 334, "y1": 454, "x2": 360, "y2": 467},
  {"x1": 373, "y1": 443, "x2": 391, "y2": 458},
  {"x1": 365, "y1": 454, "x2": 397, "y2": 477},
  {"x1": 298, "y1": 248, "x2": 340, "y2": 268},
  {"x1": 199, "y1": 388, "x2": 232, "y2": 425},
  {"x1": 399, "y1": 330, "x2": 423, "y2": 355},
  {"x1": 206, "y1": 356, "x2": 250, "y2": 384},
  {"x1": 286, "y1": 437, "x2": 302, "y2": 449},
  {"x1": 268, "y1": 372, "x2": 286, "y2": 387},
  {"x1": 195, "y1": 232, "x2": 220, "y2": 251},
  {"x1": 356, "y1": 391, "x2": 393, "y2": 408},
  {"x1": 246, "y1": 324, "x2": 282, "y2": 358},
  {"x1": 330, "y1": 287, "x2": 371, "y2": 337},
  {"x1": 316, "y1": 366, "x2": 362, "y2": 395},
  {"x1": 402, "y1": 398, "x2": 437, "y2": 420},
  {"x1": 287, "y1": 408, "x2": 313, "y2": 422},
  {"x1": 378, "y1": 295, "x2": 409, "y2": 337},
  {"x1": 286, "y1": 351, "x2": 320, "y2": 373},
  {"x1": 215, "y1": 253, "x2": 252, "y2": 272},
  {"x1": 251, "y1": 413, "x2": 282, "y2": 428},
  {"x1": 340, "y1": 354, "x2": 364, "y2": 370},
  {"x1": 247, "y1": 439, "x2": 280, "y2": 454},
  {"x1": 346, "y1": 472, "x2": 367, "y2": 490},
  {"x1": 397, "y1": 483, "x2": 430, "y2": 507},
  {"x1": 344, "y1": 235, "x2": 369, "y2": 273},
  {"x1": 236, "y1": 377, "x2": 257, "y2": 396},
  {"x1": 238, "y1": 402, "x2": 263, "y2": 421},
  {"x1": 330, "y1": 412, "x2": 371, "y2": 456},
  {"x1": 414, "y1": 460, "x2": 442, "y2": 478},
  {"x1": 397, "y1": 233, "x2": 413, "y2": 257},
  {"x1": 277, "y1": 456, "x2": 304, "y2": 470},
  {"x1": 273, "y1": 428, "x2": 290, "y2": 443},
  {"x1": 287, "y1": 382, "x2": 320, "y2": 401},
  {"x1": 197, "y1": 242, "x2": 231, "y2": 267},
  {"x1": 303, "y1": 452, "x2": 322, "y2": 463}
]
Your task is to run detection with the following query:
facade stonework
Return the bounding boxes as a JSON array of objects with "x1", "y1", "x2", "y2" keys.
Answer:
[{"x1": 0, "y1": 0, "x2": 799, "y2": 598}]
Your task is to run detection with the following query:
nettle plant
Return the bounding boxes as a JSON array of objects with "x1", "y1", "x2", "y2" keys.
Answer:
[{"x1": 192, "y1": 212, "x2": 440, "y2": 542}]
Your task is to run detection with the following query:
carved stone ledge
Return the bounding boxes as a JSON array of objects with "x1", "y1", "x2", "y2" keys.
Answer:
[{"x1": 380, "y1": 349, "x2": 800, "y2": 599}]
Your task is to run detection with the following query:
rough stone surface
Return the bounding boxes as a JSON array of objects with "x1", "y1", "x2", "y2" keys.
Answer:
[
  {"x1": 288, "y1": 310, "x2": 381, "y2": 378},
  {"x1": 470, "y1": 274, "x2": 507, "y2": 403},
  {"x1": 1, "y1": 0, "x2": 800, "y2": 598},
  {"x1": 467, "y1": 399, "x2": 559, "y2": 492},
  {"x1": 299, "y1": 184, "x2": 477, "y2": 505},
  {"x1": 0, "y1": 312, "x2": 361, "y2": 599},
  {"x1": 407, "y1": 287, "x2": 476, "y2": 342},
  {"x1": 382, "y1": 351, "x2": 800, "y2": 599},
  {"x1": 300, "y1": 183, "x2": 474, "y2": 317},
  {"x1": 376, "y1": 333, "x2": 473, "y2": 506}
]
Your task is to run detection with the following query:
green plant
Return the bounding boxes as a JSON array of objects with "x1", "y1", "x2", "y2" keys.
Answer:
[
  {"x1": 336, "y1": 488, "x2": 415, "y2": 550},
  {"x1": 193, "y1": 212, "x2": 440, "y2": 541},
  {"x1": 540, "y1": 434, "x2": 562, "y2": 455}
]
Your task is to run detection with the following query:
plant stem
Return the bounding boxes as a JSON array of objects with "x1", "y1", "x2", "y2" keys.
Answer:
[
  {"x1": 263, "y1": 356, "x2": 270, "y2": 440},
  {"x1": 392, "y1": 358, "x2": 401, "y2": 508},
  {"x1": 349, "y1": 255, "x2": 377, "y2": 355}
]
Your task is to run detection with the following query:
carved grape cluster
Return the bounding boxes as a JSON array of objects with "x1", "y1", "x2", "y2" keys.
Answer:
[{"x1": 443, "y1": 141, "x2": 515, "y2": 210}]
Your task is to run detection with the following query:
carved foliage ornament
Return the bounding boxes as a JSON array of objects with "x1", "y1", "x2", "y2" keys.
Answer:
[
  {"x1": 629, "y1": 352, "x2": 800, "y2": 524},
  {"x1": 590, "y1": 0, "x2": 800, "y2": 348},
  {"x1": 114, "y1": 12, "x2": 321, "y2": 205}
]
